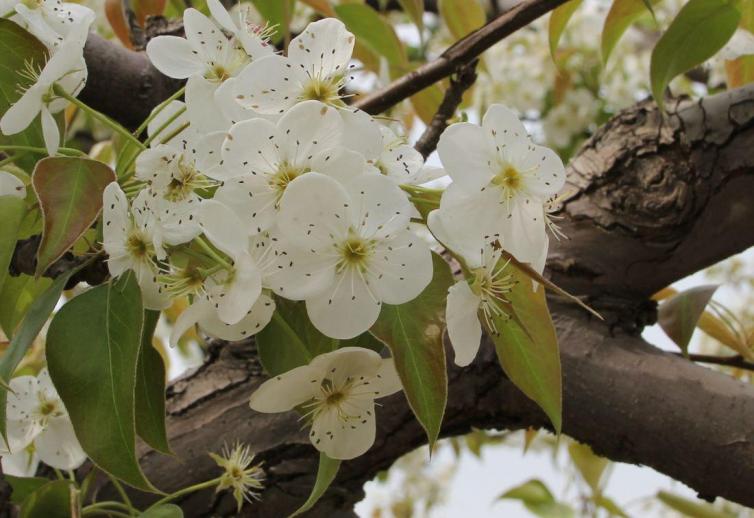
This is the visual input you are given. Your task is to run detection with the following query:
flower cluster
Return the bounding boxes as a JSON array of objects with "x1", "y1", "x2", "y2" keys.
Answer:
[{"x1": 0, "y1": 0, "x2": 94, "y2": 154}]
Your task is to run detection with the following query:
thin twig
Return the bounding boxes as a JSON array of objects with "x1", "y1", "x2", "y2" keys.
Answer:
[
  {"x1": 353, "y1": 0, "x2": 570, "y2": 115},
  {"x1": 414, "y1": 60, "x2": 479, "y2": 158},
  {"x1": 675, "y1": 352, "x2": 754, "y2": 371}
]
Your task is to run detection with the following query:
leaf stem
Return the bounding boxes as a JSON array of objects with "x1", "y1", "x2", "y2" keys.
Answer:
[
  {"x1": 145, "y1": 477, "x2": 221, "y2": 510},
  {"x1": 105, "y1": 471, "x2": 135, "y2": 513},
  {"x1": 133, "y1": 85, "x2": 186, "y2": 138},
  {"x1": 81, "y1": 501, "x2": 134, "y2": 517},
  {"x1": 0, "y1": 145, "x2": 86, "y2": 157},
  {"x1": 0, "y1": 151, "x2": 26, "y2": 167},
  {"x1": 194, "y1": 236, "x2": 233, "y2": 270}
]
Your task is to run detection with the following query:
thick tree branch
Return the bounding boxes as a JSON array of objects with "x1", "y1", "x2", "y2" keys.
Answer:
[{"x1": 106, "y1": 86, "x2": 754, "y2": 516}]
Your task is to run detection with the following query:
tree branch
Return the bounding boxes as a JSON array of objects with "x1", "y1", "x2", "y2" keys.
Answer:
[
  {"x1": 678, "y1": 353, "x2": 754, "y2": 371},
  {"x1": 100, "y1": 86, "x2": 754, "y2": 516}
]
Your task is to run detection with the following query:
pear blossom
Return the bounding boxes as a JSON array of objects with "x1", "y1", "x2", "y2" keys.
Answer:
[
  {"x1": 276, "y1": 172, "x2": 433, "y2": 339},
  {"x1": 249, "y1": 347, "x2": 403, "y2": 460},
  {"x1": 0, "y1": 39, "x2": 87, "y2": 155},
  {"x1": 0, "y1": 171, "x2": 26, "y2": 198},
  {"x1": 2, "y1": 369, "x2": 86, "y2": 472},
  {"x1": 102, "y1": 183, "x2": 169, "y2": 310},
  {"x1": 7, "y1": 0, "x2": 94, "y2": 49},
  {"x1": 444, "y1": 244, "x2": 517, "y2": 367},
  {"x1": 431, "y1": 104, "x2": 565, "y2": 272},
  {"x1": 209, "y1": 442, "x2": 265, "y2": 512},
  {"x1": 1, "y1": 443, "x2": 38, "y2": 477},
  {"x1": 371, "y1": 124, "x2": 441, "y2": 185},
  {"x1": 215, "y1": 100, "x2": 365, "y2": 235}
]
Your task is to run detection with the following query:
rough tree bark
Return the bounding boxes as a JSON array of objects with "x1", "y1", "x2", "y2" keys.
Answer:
[{"x1": 91, "y1": 86, "x2": 752, "y2": 516}]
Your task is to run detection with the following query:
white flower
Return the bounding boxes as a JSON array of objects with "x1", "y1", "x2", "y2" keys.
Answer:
[
  {"x1": 276, "y1": 172, "x2": 433, "y2": 339},
  {"x1": 205, "y1": 0, "x2": 273, "y2": 60},
  {"x1": 2, "y1": 369, "x2": 86, "y2": 472},
  {"x1": 371, "y1": 125, "x2": 440, "y2": 186},
  {"x1": 102, "y1": 183, "x2": 169, "y2": 310},
  {"x1": 249, "y1": 347, "x2": 403, "y2": 460},
  {"x1": 0, "y1": 39, "x2": 86, "y2": 155},
  {"x1": 9, "y1": 0, "x2": 94, "y2": 49},
  {"x1": 209, "y1": 442, "x2": 265, "y2": 512},
  {"x1": 430, "y1": 104, "x2": 565, "y2": 272},
  {"x1": 720, "y1": 28, "x2": 754, "y2": 61},
  {"x1": 445, "y1": 244, "x2": 516, "y2": 367},
  {"x1": 0, "y1": 171, "x2": 26, "y2": 198},
  {"x1": 233, "y1": 18, "x2": 355, "y2": 114},
  {"x1": 215, "y1": 100, "x2": 363, "y2": 235},
  {"x1": 1, "y1": 443, "x2": 38, "y2": 477}
]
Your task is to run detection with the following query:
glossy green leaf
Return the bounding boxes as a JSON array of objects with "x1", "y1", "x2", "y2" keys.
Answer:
[
  {"x1": 0, "y1": 265, "x2": 79, "y2": 441},
  {"x1": 0, "y1": 20, "x2": 53, "y2": 170},
  {"x1": 335, "y1": 4, "x2": 407, "y2": 66},
  {"x1": 0, "y1": 274, "x2": 51, "y2": 337},
  {"x1": 46, "y1": 272, "x2": 156, "y2": 491},
  {"x1": 438, "y1": 0, "x2": 486, "y2": 41},
  {"x1": 488, "y1": 264, "x2": 562, "y2": 433},
  {"x1": 5, "y1": 475, "x2": 49, "y2": 504},
  {"x1": 251, "y1": 0, "x2": 295, "y2": 44},
  {"x1": 658, "y1": 284, "x2": 718, "y2": 355},
  {"x1": 601, "y1": 0, "x2": 660, "y2": 64},
  {"x1": 370, "y1": 253, "x2": 451, "y2": 449},
  {"x1": 650, "y1": 0, "x2": 740, "y2": 108},
  {"x1": 289, "y1": 452, "x2": 341, "y2": 517},
  {"x1": 0, "y1": 195, "x2": 25, "y2": 294},
  {"x1": 140, "y1": 504, "x2": 184, "y2": 518},
  {"x1": 20, "y1": 480, "x2": 77, "y2": 518},
  {"x1": 498, "y1": 479, "x2": 574, "y2": 518},
  {"x1": 136, "y1": 310, "x2": 172, "y2": 455},
  {"x1": 256, "y1": 298, "x2": 338, "y2": 376},
  {"x1": 568, "y1": 442, "x2": 609, "y2": 493},
  {"x1": 657, "y1": 491, "x2": 735, "y2": 518},
  {"x1": 397, "y1": 0, "x2": 424, "y2": 39},
  {"x1": 548, "y1": 0, "x2": 583, "y2": 61},
  {"x1": 32, "y1": 157, "x2": 115, "y2": 277}
]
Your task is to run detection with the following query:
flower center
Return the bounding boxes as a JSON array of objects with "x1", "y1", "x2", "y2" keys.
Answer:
[
  {"x1": 336, "y1": 232, "x2": 375, "y2": 273},
  {"x1": 492, "y1": 165, "x2": 522, "y2": 192},
  {"x1": 164, "y1": 158, "x2": 205, "y2": 202},
  {"x1": 126, "y1": 230, "x2": 152, "y2": 259},
  {"x1": 269, "y1": 162, "x2": 309, "y2": 204},
  {"x1": 300, "y1": 76, "x2": 343, "y2": 105},
  {"x1": 160, "y1": 266, "x2": 206, "y2": 298},
  {"x1": 469, "y1": 261, "x2": 515, "y2": 333}
]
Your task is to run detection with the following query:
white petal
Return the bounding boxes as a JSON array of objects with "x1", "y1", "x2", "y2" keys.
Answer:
[
  {"x1": 306, "y1": 268, "x2": 381, "y2": 339},
  {"x1": 194, "y1": 131, "x2": 228, "y2": 179},
  {"x1": 170, "y1": 299, "x2": 212, "y2": 347},
  {"x1": 310, "y1": 148, "x2": 367, "y2": 185},
  {"x1": 515, "y1": 144, "x2": 566, "y2": 200},
  {"x1": 212, "y1": 176, "x2": 278, "y2": 236},
  {"x1": 277, "y1": 101, "x2": 342, "y2": 164},
  {"x1": 0, "y1": 171, "x2": 26, "y2": 198},
  {"x1": 152, "y1": 197, "x2": 202, "y2": 246},
  {"x1": 446, "y1": 280, "x2": 482, "y2": 367},
  {"x1": 345, "y1": 174, "x2": 411, "y2": 240},
  {"x1": 34, "y1": 417, "x2": 86, "y2": 470},
  {"x1": 264, "y1": 239, "x2": 335, "y2": 300},
  {"x1": 234, "y1": 55, "x2": 303, "y2": 114},
  {"x1": 339, "y1": 108, "x2": 382, "y2": 160},
  {"x1": 1, "y1": 447, "x2": 39, "y2": 477},
  {"x1": 309, "y1": 346, "x2": 382, "y2": 386},
  {"x1": 211, "y1": 253, "x2": 262, "y2": 325},
  {"x1": 0, "y1": 85, "x2": 43, "y2": 135},
  {"x1": 413, "y1": 165, "x2": 447, "y2": 185},
  {"x1": 249, "y1": 364, "x2": 321, "y2": 413},
  {"x1": 378, "y1": 143, "x2": 423, "y2": 183},
  {"x1": 372, "y1": 358, "x2": 403, "y2": 398},
  {"x1": 482, "y1": 104, "x2": 531, "y2": 162},
  {"x1": 146, "y1": 36, "x2": 204, "y2": 79},
  {"x1": 198, "y1": 199, "x2": 248, "y2": 259},
  {"x1": 183, "y1": 8, "x2": 226, "y2": 63},
  {"x1": 135, "y1": 263, "x2": 170, "y2": 310},
  {"x1": 369, "y1": 230, "x2": 432, "y2": 305},
  {"x1": 41, "y1": 106, "x2": 60, "y2": 156},
  {"x1": 288, "y1": 18, "x2": 354, "y2": 80},
  {"x1": 498, "y1": 197, "x2": 549, "y2": 273},
  {"x1": 278, "y1": 172, "x2": 350, "y2": 250},
  {"x1": 185, "y1": 76, "x2": 228, "y2": 133},
  {"x1": 221, "y1": 117, "x2": 279, "y2": 175},
  {"x1": 437, "y1": 122, "x2": 495, "y2": 192},
  {"x1": 310, "y1": 397, "x2": 375, "y2": 460},
  {"x1": 720, "y1": 28, "x2": 754, "y2": 60},
  {"x1": 38, "y1": 40, "x2": 83, "y2": 84},
  {"x1": 6, "y1": 376, "x2": 38, "y2": 422},
  {"x1": 198, "y1": 291, "x2": 275, "y2": 341},
  {"x1": 206, "y1": 0, "x2": 236, "y2": 33}
]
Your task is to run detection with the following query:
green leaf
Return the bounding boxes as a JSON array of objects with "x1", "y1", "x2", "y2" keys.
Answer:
[
  {"x1": 19, "y1": 480, "x2": 77, "y2": 518},
  {"x1": 251, "y1": 0, "x2": 295, "y2": 44},
  {"x1": 0, "y1": 274, "x2": 51, "y2": 337},
  {"x1": 136, "y1": 310, "x2": 172, "y2": 455},
  {"x1": 0, "y1": 265, "x2": 79, "y2": 441},
  {"x1": 650, "y1": 0, "x2": 740, "y2": 108},
  {"x1": 657, "y1": 491, "x2": 735, "y2": 518},
  {"x1": 335, "y1": 4, "x2": 407, "y2": 66},
  {"x1": 5, "y1": 475, "x2": 49, "y2": 504},
  {"x1": 498, "y1": 479, "x2": 574, "y2": 518},
  {"x1": 0, "y1": 20, "x2": 55, "y2": 171},
  {"x1": 140, "y1": 504, "x2": 184, "y2": 518},
  {"x1": 256, "y1": 298, "x2": 338, "y2": 376},
  {"x1": 548, "y1": 0, "x2": 583, "y2": 61},
  {"x1": 289, "y1": 452, "x2": 341, "y2": 517},
  {"x1": 568, "y1": 442, "x2": 609, "y2": 493},
  {"x1": 370, "y1": 253, "x2": 451, "y2": 449},
  {"x1": 32, "y1": 157, "x2": 115, "y2": 276},
  {"x1": 657, "y1": 285, "x2": 718, "y2": 355},
  {"x1": 601, "y1": 0, "x2": 661, "y2": 65},
  {"x1": 438, "y1": 0, "x2": 486, "y2": 41},
  {"x1": 397, "y1": 0, "x2": 424, "y2": 39},
  {"x1": 488, "y1": 264, "x2": 562, "y2": 433},
  {"x1": 0, "y1": 195, "x2": 25, "y2": 293},
  {"x1": 46, "y1": 272, "x2": 156, "y2": 491},
  {"x1": 594, "y1": 495, "x2": 629, "y2": 518}
]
